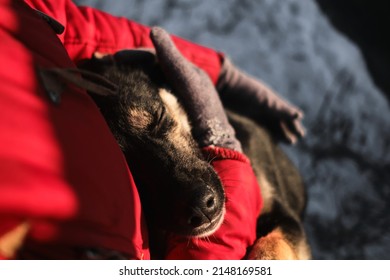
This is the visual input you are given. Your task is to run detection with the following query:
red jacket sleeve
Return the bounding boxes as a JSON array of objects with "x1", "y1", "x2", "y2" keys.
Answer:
[
  {"x1": 25, "y1": 0, "x2": 223, "y2": 84},
  {"x1": 0, "y1": 1, "x2": 149, "y2": 259},
  {"x1": 165, "y1": 147, "x2": 263, "y2": 260}
]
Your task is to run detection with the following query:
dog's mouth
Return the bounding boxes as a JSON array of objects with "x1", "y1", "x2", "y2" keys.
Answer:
[{"x1": 189, "y1": 205, "x2": 226, "y2": 238}]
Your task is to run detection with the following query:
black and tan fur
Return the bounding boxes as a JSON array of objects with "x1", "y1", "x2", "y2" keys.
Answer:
[{"x1": 78, "y1": 51, "x2": 311, "y2": 259}]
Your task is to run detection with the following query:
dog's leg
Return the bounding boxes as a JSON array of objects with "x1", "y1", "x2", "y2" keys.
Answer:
[
  {"x1": 247, "y1": 227, "x2": 298, "y2": 260},
  {"x1": 247, "y1": 202, "x2": 311, "y2": 260}
]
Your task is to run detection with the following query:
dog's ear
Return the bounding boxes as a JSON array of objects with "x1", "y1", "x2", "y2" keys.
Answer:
[
  {"x1": 77, "y1": 52, "x2": 115, "y2": 75},
  {"x1": 113, "y1": 49, "x2": 157, "y2": 69},
  {"x1": 114, "y1": 49, "x2": 167, "y2": 89}
]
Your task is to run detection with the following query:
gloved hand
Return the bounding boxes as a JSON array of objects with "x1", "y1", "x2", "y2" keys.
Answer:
[
  {"x1": 150, "y1": 27, "x2": 242, "y2": 152},
  {"x1": 217, "y1": 57, "x2": 305, "y2": 144}
]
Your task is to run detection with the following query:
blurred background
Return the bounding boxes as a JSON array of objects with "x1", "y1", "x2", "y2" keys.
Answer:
[{"x1": 73, "y1": 0, "x2": 390, "y2": 259}]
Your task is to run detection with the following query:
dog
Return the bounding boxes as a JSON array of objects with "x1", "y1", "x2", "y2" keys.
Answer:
[{"x1": 78, "y1": 50, "x2": 311, "y2": 259}]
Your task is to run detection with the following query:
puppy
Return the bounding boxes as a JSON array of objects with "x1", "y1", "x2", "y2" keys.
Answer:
[{"x1": 78, "y1": 50, "x2": 311, "y2": 259}]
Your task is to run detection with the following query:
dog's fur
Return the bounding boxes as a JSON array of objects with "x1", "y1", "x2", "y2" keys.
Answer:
[{"x1": 78, "y1": 51, "x2": 311, "y2": 259}]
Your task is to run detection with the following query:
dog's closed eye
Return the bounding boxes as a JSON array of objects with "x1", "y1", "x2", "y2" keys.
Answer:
[{"x1": 152, "y1": 106, "x2": 166, "y2": 131}]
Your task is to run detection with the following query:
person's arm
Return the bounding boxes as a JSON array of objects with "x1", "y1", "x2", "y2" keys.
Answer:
[
  {"x1": 26, "y1": 0, "x2": 305, "y2": 142},
  {"x1": 25, "y1": 0, "x2": 223, "y2": 84}
]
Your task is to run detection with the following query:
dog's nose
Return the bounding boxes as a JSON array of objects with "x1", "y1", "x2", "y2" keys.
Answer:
[{"x1": 188, "y1": 189, "x2": 219, "y2": 228}]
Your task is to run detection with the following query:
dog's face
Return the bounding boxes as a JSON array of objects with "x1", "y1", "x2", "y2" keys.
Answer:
[{"x1": 79, "y1": 51, "x2": 225, "y2": 237}]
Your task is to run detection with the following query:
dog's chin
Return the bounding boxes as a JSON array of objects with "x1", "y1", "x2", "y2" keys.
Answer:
[{"x1": 189, "y1": 206, "x2": 226, "y2": 238}]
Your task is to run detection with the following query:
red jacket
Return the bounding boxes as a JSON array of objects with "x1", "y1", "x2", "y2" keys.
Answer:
[{"x1": 0, "y1": 0, "x2": 261, "y2": 260}]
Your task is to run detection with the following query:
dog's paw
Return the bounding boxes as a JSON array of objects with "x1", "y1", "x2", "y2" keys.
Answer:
[{"x1": 246, "y1": 228, "x2": 298, "y2": 260}]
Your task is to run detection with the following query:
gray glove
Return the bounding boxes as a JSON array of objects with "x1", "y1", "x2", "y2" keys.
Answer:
[
  {"x1": 150, "y1": 27, "x2": 242, "y2": 152},
  {"x1": 217, "y1": 57, "x2": 305, "y2": 144}
]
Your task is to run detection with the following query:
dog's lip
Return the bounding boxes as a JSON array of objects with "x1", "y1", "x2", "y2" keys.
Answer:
[{"x1": 189, "y1": 206, "x2": 226, "y2": 238}]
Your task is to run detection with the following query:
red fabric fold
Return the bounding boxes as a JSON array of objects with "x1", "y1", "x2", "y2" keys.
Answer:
[{"x1": 166, "y1": 147, "x2": 262, "y2": 259}]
